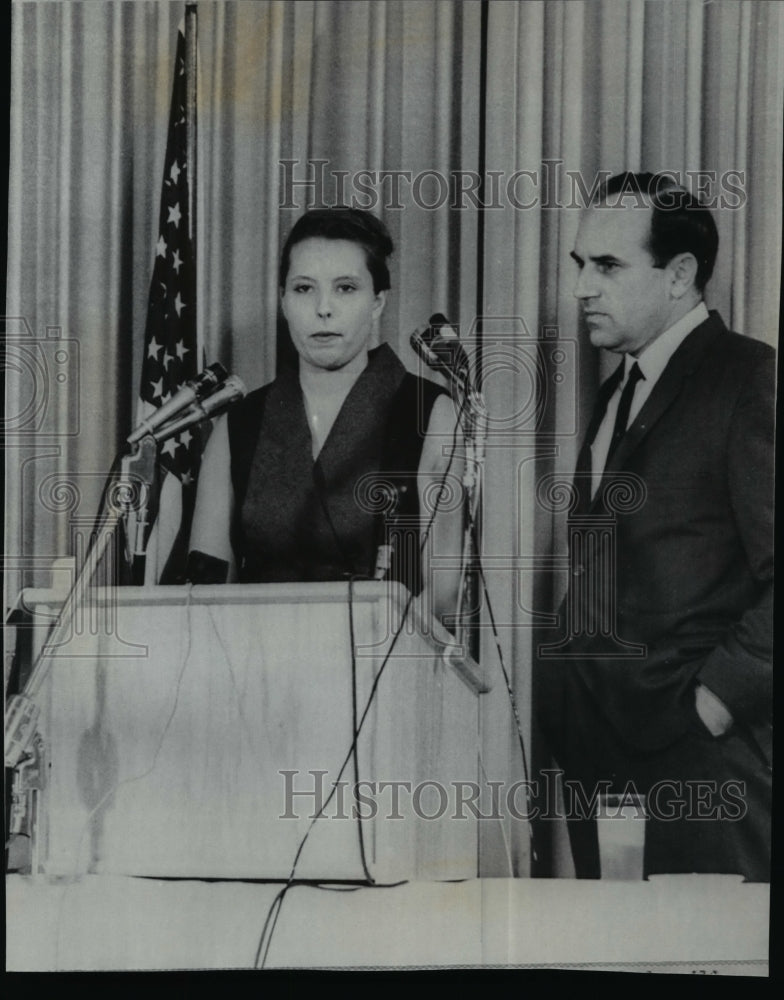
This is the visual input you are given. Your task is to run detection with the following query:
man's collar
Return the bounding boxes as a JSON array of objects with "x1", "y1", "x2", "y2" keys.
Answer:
[{"x1": 626, "y1": 301, "x2": 709, "y2": 381}]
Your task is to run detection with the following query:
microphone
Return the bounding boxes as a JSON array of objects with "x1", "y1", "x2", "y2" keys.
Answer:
[
  {"x1": 410, "y1": 314, "x2": 471, "y2": 390},
  {"x1": 426, "y1": 313, "x2": 472, "y2": 386},
  {"x1": 153, "y1": 374, "x2": 246, "y2": 443},
  {"x1": 410, "y1": 326, "x2": 447, "y2": 374},
  {"x1": 128, "y1": 362, "x2": 228, "y2": 444}
]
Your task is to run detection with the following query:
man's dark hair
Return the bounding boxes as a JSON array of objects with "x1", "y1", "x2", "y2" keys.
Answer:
[
  {"x1": 279, "y1": 207, "x2": 394, "y2": 293},
  {"x1": 594, "y1": 172, "x2": 719, "y2": 292}
]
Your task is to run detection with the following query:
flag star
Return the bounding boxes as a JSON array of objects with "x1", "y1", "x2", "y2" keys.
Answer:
[
  {"x1": 150, "y1": 377, "x2": 164, "y2": 399},
  {"x1": 163, "y1": 351, "x2": 174, "y2": 369},
  {"x1": 156, "y1": 235, "x2": 167, "y2": 258},
  {"x1": 147, "y1": 336, "x2": 163, "y2": 360},
  {"x1": 167, "y1": 202, "x2": 182, "y2": 227},
  {"x1": 175, "y1": 339, "x2": 189, "y2": 361},
  {"x1": 180, "y1": 430, "x2": 192, "y2": 447},
  {"x1": 174, "y1": 293, "x2": 185, "y2": 317},
  {"x1": 171, "y1": 249, "x2": 182, "y2": 273},
  {"x1": 169, "y1": 160, "x2": 181, "y2": 184},
  {"x1": 181, "y1": 470, "x2": 193, "y2": 486},
  {"x1": 161, "y1": 438, "x2": 179, "y2": 458}
]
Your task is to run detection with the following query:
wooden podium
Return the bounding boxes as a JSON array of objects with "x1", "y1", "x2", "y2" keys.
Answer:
[{"x1": 17, "y1": 580, "x2": 488, "y2": 883}]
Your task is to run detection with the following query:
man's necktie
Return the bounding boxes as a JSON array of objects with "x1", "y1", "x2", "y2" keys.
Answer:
[
  {"x1": 575, "y1": 363, "x2": 624, "y2": 472},
  {"x1": 573, "y1": 362, "x2": 624, "y2": 511},
  {"x1": 605, "y1": 361, "x2": 644, "y2": 465}
]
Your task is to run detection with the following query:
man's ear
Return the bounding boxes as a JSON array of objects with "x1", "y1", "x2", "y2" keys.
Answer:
[
  {"x1": 667, "y1": 253, "x2": 699, "y2": 298},
  {"x1": 372, "y1": 289, "x2": 387, "y2": 321}
]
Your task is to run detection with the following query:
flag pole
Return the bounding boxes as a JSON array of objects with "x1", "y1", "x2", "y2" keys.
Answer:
[{"x1": 185, "y1": 3, "x2": 200, "y2": 371}]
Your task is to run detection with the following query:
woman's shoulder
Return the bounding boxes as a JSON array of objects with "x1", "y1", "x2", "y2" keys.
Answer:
[
  {"x1": 227, "y1": 385, "x2": 265, "y2": 439},
  {"x1": 393, "y1": 369, "x2": 448, "y2": 427},
  {"x1": 228, "y1": 366, "x2": 299, "y2": 430}
]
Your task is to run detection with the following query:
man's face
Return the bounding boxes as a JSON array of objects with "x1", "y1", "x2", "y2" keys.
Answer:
[{"x1": 570, "y1": 205, "x2": 673, "y2": 356}]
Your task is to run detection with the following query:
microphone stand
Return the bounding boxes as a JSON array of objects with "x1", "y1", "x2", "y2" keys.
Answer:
[
  {"x1": 123, "y1": 434, "x2": 160, "y2": 585},
  {"x1": 448, "y1": 371, "x2": 488, "y2": 656},
  {"x1": 5, "y1": 377, "x2": 245, "y2": 771},
  {"x1": 4, "y1": 437, "x2": 156, "y2": 770},
  {"x1": 4, "y1": 434, "x2": 159, "y2": 861}
]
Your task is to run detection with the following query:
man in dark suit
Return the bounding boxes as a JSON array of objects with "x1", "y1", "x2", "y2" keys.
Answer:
[{"x1": 534, "y1": 172, "x2": 773, "y2": 881}]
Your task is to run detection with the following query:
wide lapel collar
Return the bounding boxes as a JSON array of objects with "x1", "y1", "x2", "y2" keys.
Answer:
[
  {"x1": 246, "y1": 365, "x2": 312, "y2": 506},
  {"x1": 592, "y1": 312, "x2": 726, "y2": 506},
  {"x1": 315, "y1": 343, "x2": 407, "y2": 537}
]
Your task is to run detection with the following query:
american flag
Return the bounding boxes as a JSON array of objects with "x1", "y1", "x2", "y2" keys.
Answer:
[{"x1": 138, "y1": 17, "x2": 200, "y2": 583}]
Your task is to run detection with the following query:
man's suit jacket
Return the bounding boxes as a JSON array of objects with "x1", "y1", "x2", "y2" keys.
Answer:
[{"x1": 537, "y1": 311, "x2": 774, "y2": 767}]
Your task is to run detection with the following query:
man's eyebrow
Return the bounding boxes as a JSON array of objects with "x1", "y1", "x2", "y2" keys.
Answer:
[{"x1": 570, "y1": 252, "x2": 626, "y2": 267}]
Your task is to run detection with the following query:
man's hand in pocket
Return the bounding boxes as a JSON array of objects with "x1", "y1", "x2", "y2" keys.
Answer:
[{"x1": 695, "y1": 682, "x2": 734, "y2": 737}]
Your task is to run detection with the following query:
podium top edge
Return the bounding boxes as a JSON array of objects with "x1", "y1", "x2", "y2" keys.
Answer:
[
  {"x1": 22, "y1": 579, "x2": 407, "y2": 605},
  {"x1": 16, "y1": 580, "x2": 491, "y2": 695}
]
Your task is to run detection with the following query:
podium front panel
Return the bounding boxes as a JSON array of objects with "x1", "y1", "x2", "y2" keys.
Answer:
[{"x1": 29, "y1": 583, "x2": 485, "y2": 882}]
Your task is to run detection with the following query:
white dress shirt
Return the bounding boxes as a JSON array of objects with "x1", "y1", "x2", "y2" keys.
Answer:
[{"x1": 590, "y1": 301, "x2": 709, "y2": 495}]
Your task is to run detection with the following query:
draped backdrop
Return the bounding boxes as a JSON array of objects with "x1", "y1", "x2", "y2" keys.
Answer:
[{"x1": 5, "y1": 0, "x2": 782, "y2": 876}]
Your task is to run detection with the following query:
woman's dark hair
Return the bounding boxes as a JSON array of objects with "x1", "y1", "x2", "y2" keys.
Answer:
[
  {"x1": 595, "y1": 172, "x2": 719, "y2": 293},
  {"x1": 279, "y1": 207, "x2": 394, "y2": 293}
]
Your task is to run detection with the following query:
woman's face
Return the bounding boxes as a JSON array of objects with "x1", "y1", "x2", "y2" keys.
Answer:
[{"x1": 281, "y1": 237, "x2": 387, "y2": 374}]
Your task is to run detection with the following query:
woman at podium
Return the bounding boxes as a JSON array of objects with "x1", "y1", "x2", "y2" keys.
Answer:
[{"x1": 187, "y1": 207, "x2": 464, "y2": 627}]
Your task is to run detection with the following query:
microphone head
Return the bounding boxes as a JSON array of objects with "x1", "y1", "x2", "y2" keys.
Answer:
[
  {"x1": 424, "y1": 314, "x2": 470, "y2": 381},
  {"x1": 195, "y1": 362, "x2": 228, "y2": 394},
  {"x1": 220, "y1": 374, "x2": 246, "y2": 400},
  {"x1": 410, "y1": 326, "x2": 447, "y2": 371},
  {"x1": 151, "y1": 374, "x2": 247, "y2": 444},
  {"x1": 428, "y1": 313, "x2": 452, "y2": 331},
  {"x1": 201, "y1": 374, "x2": 247, "y2": 413},
  {"x1": 411, "y1": 315, "x2": 473, "y2": 392},
  {"x1": 129, "y1": 364, "x2": 233, "y2": 446}
]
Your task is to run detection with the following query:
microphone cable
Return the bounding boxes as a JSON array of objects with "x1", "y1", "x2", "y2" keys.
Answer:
[
  {"x1": 467, "y1": 512, "x2": 538, "y2": 866},
  {"x1": 253, "y1": 394, "x2": 467, "y2": 969},
  {"x1": 347, "y1": 574, "x2": 373, "y2": 884}
]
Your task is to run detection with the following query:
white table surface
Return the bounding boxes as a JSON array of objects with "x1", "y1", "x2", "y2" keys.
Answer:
[{"x1": 6, "y1": 873, "x2": 769, "y2": 975}]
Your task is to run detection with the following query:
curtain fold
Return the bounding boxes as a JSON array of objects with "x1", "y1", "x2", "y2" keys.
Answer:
[{"x1": 478, "y1": 0, "x2": 548, "y2": 878}]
